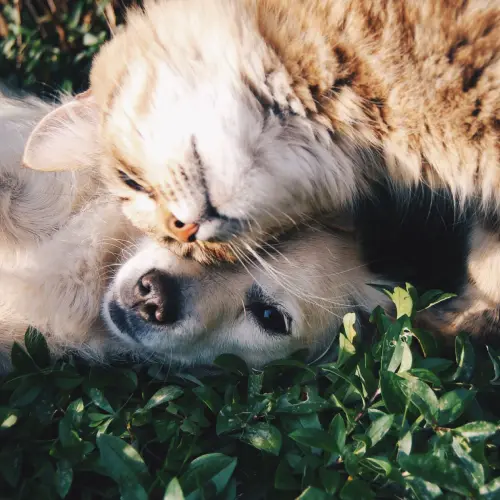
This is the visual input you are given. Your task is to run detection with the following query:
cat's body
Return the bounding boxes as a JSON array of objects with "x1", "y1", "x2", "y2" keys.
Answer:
[{"x1": 24, "y1": 0, "x2": 500, "y2": 264}]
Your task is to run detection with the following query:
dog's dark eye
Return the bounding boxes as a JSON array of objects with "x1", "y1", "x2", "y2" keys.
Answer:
[
  {"x1": 118, "y1": 170, "x2": 145, "y2": 192},
  {"x1": 248, "y1": 302, "x2": 290, "y2": 335}
]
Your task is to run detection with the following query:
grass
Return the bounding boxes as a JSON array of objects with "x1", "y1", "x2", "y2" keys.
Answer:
[
  {"x1": 0, "y1": 1, "x2": 136, "y2": 96},
  {"x1": 1, "y1": 3, "x2": 500, "y2": 498},
  {"x1": 1, "y1": 285, "x2": 500, "y2": 499}
]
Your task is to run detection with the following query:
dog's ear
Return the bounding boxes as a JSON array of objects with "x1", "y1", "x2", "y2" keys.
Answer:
[{"x1": 23, "y1": 90, "x2": 100, "y2": 172}]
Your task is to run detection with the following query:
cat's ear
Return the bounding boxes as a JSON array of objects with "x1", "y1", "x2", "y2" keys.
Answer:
[{"x1": 23, "y1": 90, "x2": 100, "y2": 172}]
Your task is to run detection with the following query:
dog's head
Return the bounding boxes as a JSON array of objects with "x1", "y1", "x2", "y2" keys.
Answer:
[{"x1": 101, "y1": 223, "x2": 386, "y2": 369}]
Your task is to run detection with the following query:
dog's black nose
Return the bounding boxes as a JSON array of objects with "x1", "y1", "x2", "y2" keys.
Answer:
[{"x1": 129, "y1": 270, "x2": 181, "y2": 325}]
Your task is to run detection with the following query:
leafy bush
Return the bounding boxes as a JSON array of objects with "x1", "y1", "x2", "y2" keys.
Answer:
[
  {"x1": 1, "y1": 285, "x2": 499, "y2": 499},
  {"x1": 0, "y1": 0, "x2": 136, "y2": 96}
]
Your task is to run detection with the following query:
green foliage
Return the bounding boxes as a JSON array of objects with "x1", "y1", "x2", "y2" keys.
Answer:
[
  {"x1": 0, "y1": 1, "x2": 137, "y2": 95},
  {"x1": 1, "y1": 285, "x2": 499, "y2": 498}
]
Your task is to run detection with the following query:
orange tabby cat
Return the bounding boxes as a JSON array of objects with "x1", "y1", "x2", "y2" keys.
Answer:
[{"x1": 23, "y1": 0, "x2": 500, "y2": 264}]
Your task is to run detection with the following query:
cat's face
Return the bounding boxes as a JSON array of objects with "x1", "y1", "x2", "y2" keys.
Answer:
[{"x1": 22, "y1": 0, "x2": 359, "y2": 263}]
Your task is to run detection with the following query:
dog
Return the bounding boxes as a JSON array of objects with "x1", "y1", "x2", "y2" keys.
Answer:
[{"x1": 0, "y1": 84, "x2": 137, "y2": 371}]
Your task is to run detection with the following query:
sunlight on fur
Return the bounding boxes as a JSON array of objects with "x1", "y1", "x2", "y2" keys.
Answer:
[{"x1": 22, "y1": 0, "x2": 500, "y2": 267}]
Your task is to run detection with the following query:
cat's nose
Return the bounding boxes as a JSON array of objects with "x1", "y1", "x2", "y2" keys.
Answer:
[{"x1": 167, "y1": 214, "x2": 199, "y2": 243}]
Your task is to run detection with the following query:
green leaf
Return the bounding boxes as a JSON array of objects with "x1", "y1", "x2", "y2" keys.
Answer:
[
  {"x1": 390, "y1": 286, "x2": 414, "y2": 319},
  {"x1": 366, "y1": 414, "x2": 394, "y2": 447},
  {"x1": 0, "y1": 407, "x2": 19, "y2": 429},
  {"x1": 417, "y1": 290, "x2": 456, "y2": 311},
  {"x1": 396, "y1": 372, "x2": 440, "y2": 424},
  {"x1": 59, "y1": 412, "x2": 82, "y2": 449},
  {"x1": 89, "y1": 388, "x2": 114, "y2": 414},
  {"x1": 337, "y1": 332, "x2": 356, "y2": 367},
  {"x1": 380, "y1": 319, "x2": 406, "y2": 373},
  {"x1": 243, "y1": 423, "x2": 282, "y2": 456},
  {"x1": 398, "y1": 431, "x2": 412, "y2": 459},
  {"x1": 486, "y1": 346, "x2": 500, "y2": 385},
  {"x1": 399, "y1": 341, "x2": 413, "y2": 372},
  {"x1": 24, "y1": 328, "x2": 51, "y2": 368},
  {"x1": 448, "y1": 332, "x2": 475, "y2": 383},
  {"x1": 9, "y1": 379, "x2": 42, "y2": 407},
  {"x1": 408, "y1": 368, "x2": 442, "y2": 387},
  {"x1": 405, "y1": 476, "x2": 442, "y2": 500},
  {"x1": 319, "y1": 468, "x2": 342, "y2": 495},
  {"x1": 180, "y1": 453, "x2": 237, "y2": 498},
  {"x1": 329, "y1": 414, "x2": 346, "y2": 453},
  {"x1": 276, "y1": 385, "x2": 332, "y2": 414},
  {"x1": 415, "y1": 357, "x2": 453, "y2": 374},
  {"x1": 289, "y1": 428, "x2": 343, "y2": 454},
  {"x1": 320, "y1": 365, "x2": 365, "y2": 402},
  {"x1": 360, "y1": 456, "x2": 393, "y2": 476},
  {"x1": 164, "y1": 477, "x2": 185, "y2": 500},
  {"x1": 411, "y1": 329, "x2": 440, "y2": 358},
  {"x1": 265, "y1": 359, "x2": 316, "y2": 376},
  {"x1": 213, "y1": 354, "x2": 248, "y2": 375},
  {"x1": 438, "y1": 389, "x2": 476, "y2": 425},
  {"x1": 154, "y1": 419, "x2": 178, "y2": 443},
  {"x1": 55, "y1": 460, "x2": 73, "y2": 499},
  {"x1": 479, "y1": 477, "x2": 500, "y2": 499},
  {"x1": 11, "y1": 342, "x2": 38, "y2": 373},
  {"x1": 66, "y1": 398, "x2": 85, "y2": 428},
  {"x1": 216, "y1": 405, "x2": 244, "y2": 435},
  {"x1": 352, "y1": 434, "x2": 371, "y2": 456},
  {"x1": 343, "y1": 312, "x2": 357, "y2": 343},
  {"x1": 144, "y1": 386, "x2": 184, "y2": 410},
  {"x1": 0, "y1": 448, "x2": 22, "y2": 487},
  {"x1": 380, "y1": 371, "x2": 406, "y2": 415},
  {"x1": 297, "y1": 487, "x2": 330, "y2": 499},
  {"x1": 274, "y1": 460, "x2": 300, "y2": 491},
  {"x1": 339, "y1": 478, "x2": 375, "y2": 500},
  {"x1": 247, "y1": 371, "x2": 264, "y2": 398},
  {"x1": 451, "y1": 435, "x2": 485, "y2": 489},
  {"x1": 97, "y1": 434, "x2": 149, "y2": 490},
  {"x1": 193, "y1": 386, "x2": 223, "y2": 413},
  {"x1": 452, "y1": 421, "x2": 499, "y2": 442},
  {"x1": 398, "y1": 453, "x2": 473, "y2": 496}
]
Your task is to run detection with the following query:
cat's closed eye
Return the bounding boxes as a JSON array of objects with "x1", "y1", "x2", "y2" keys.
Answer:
[{"x1": 118, "y1": 170, "x2": 145, "y2": 193}]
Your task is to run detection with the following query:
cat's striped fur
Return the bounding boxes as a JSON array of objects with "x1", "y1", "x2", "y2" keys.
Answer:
[{"x1": 23, "y1": 0, "x2": 500, "y2": 265}]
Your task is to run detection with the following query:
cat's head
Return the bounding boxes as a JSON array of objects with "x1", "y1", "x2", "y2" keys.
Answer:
[{"x1": 22, "y1": 0, "x2": 362, "y2": 264}]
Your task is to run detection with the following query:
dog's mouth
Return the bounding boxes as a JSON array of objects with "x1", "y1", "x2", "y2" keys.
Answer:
[{"x1": 107, "y1": 300, "x2": 140, "y2": 342}]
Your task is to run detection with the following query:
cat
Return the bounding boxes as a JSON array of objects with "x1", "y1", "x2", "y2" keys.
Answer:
[{"x1": 22, "y1": 0, "x2": 500, "y2": 267}]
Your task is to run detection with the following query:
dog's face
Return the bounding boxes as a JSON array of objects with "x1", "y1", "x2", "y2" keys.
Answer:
[{"x1": 102, "y1": 226, "x2": 385, "y2": 369}]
